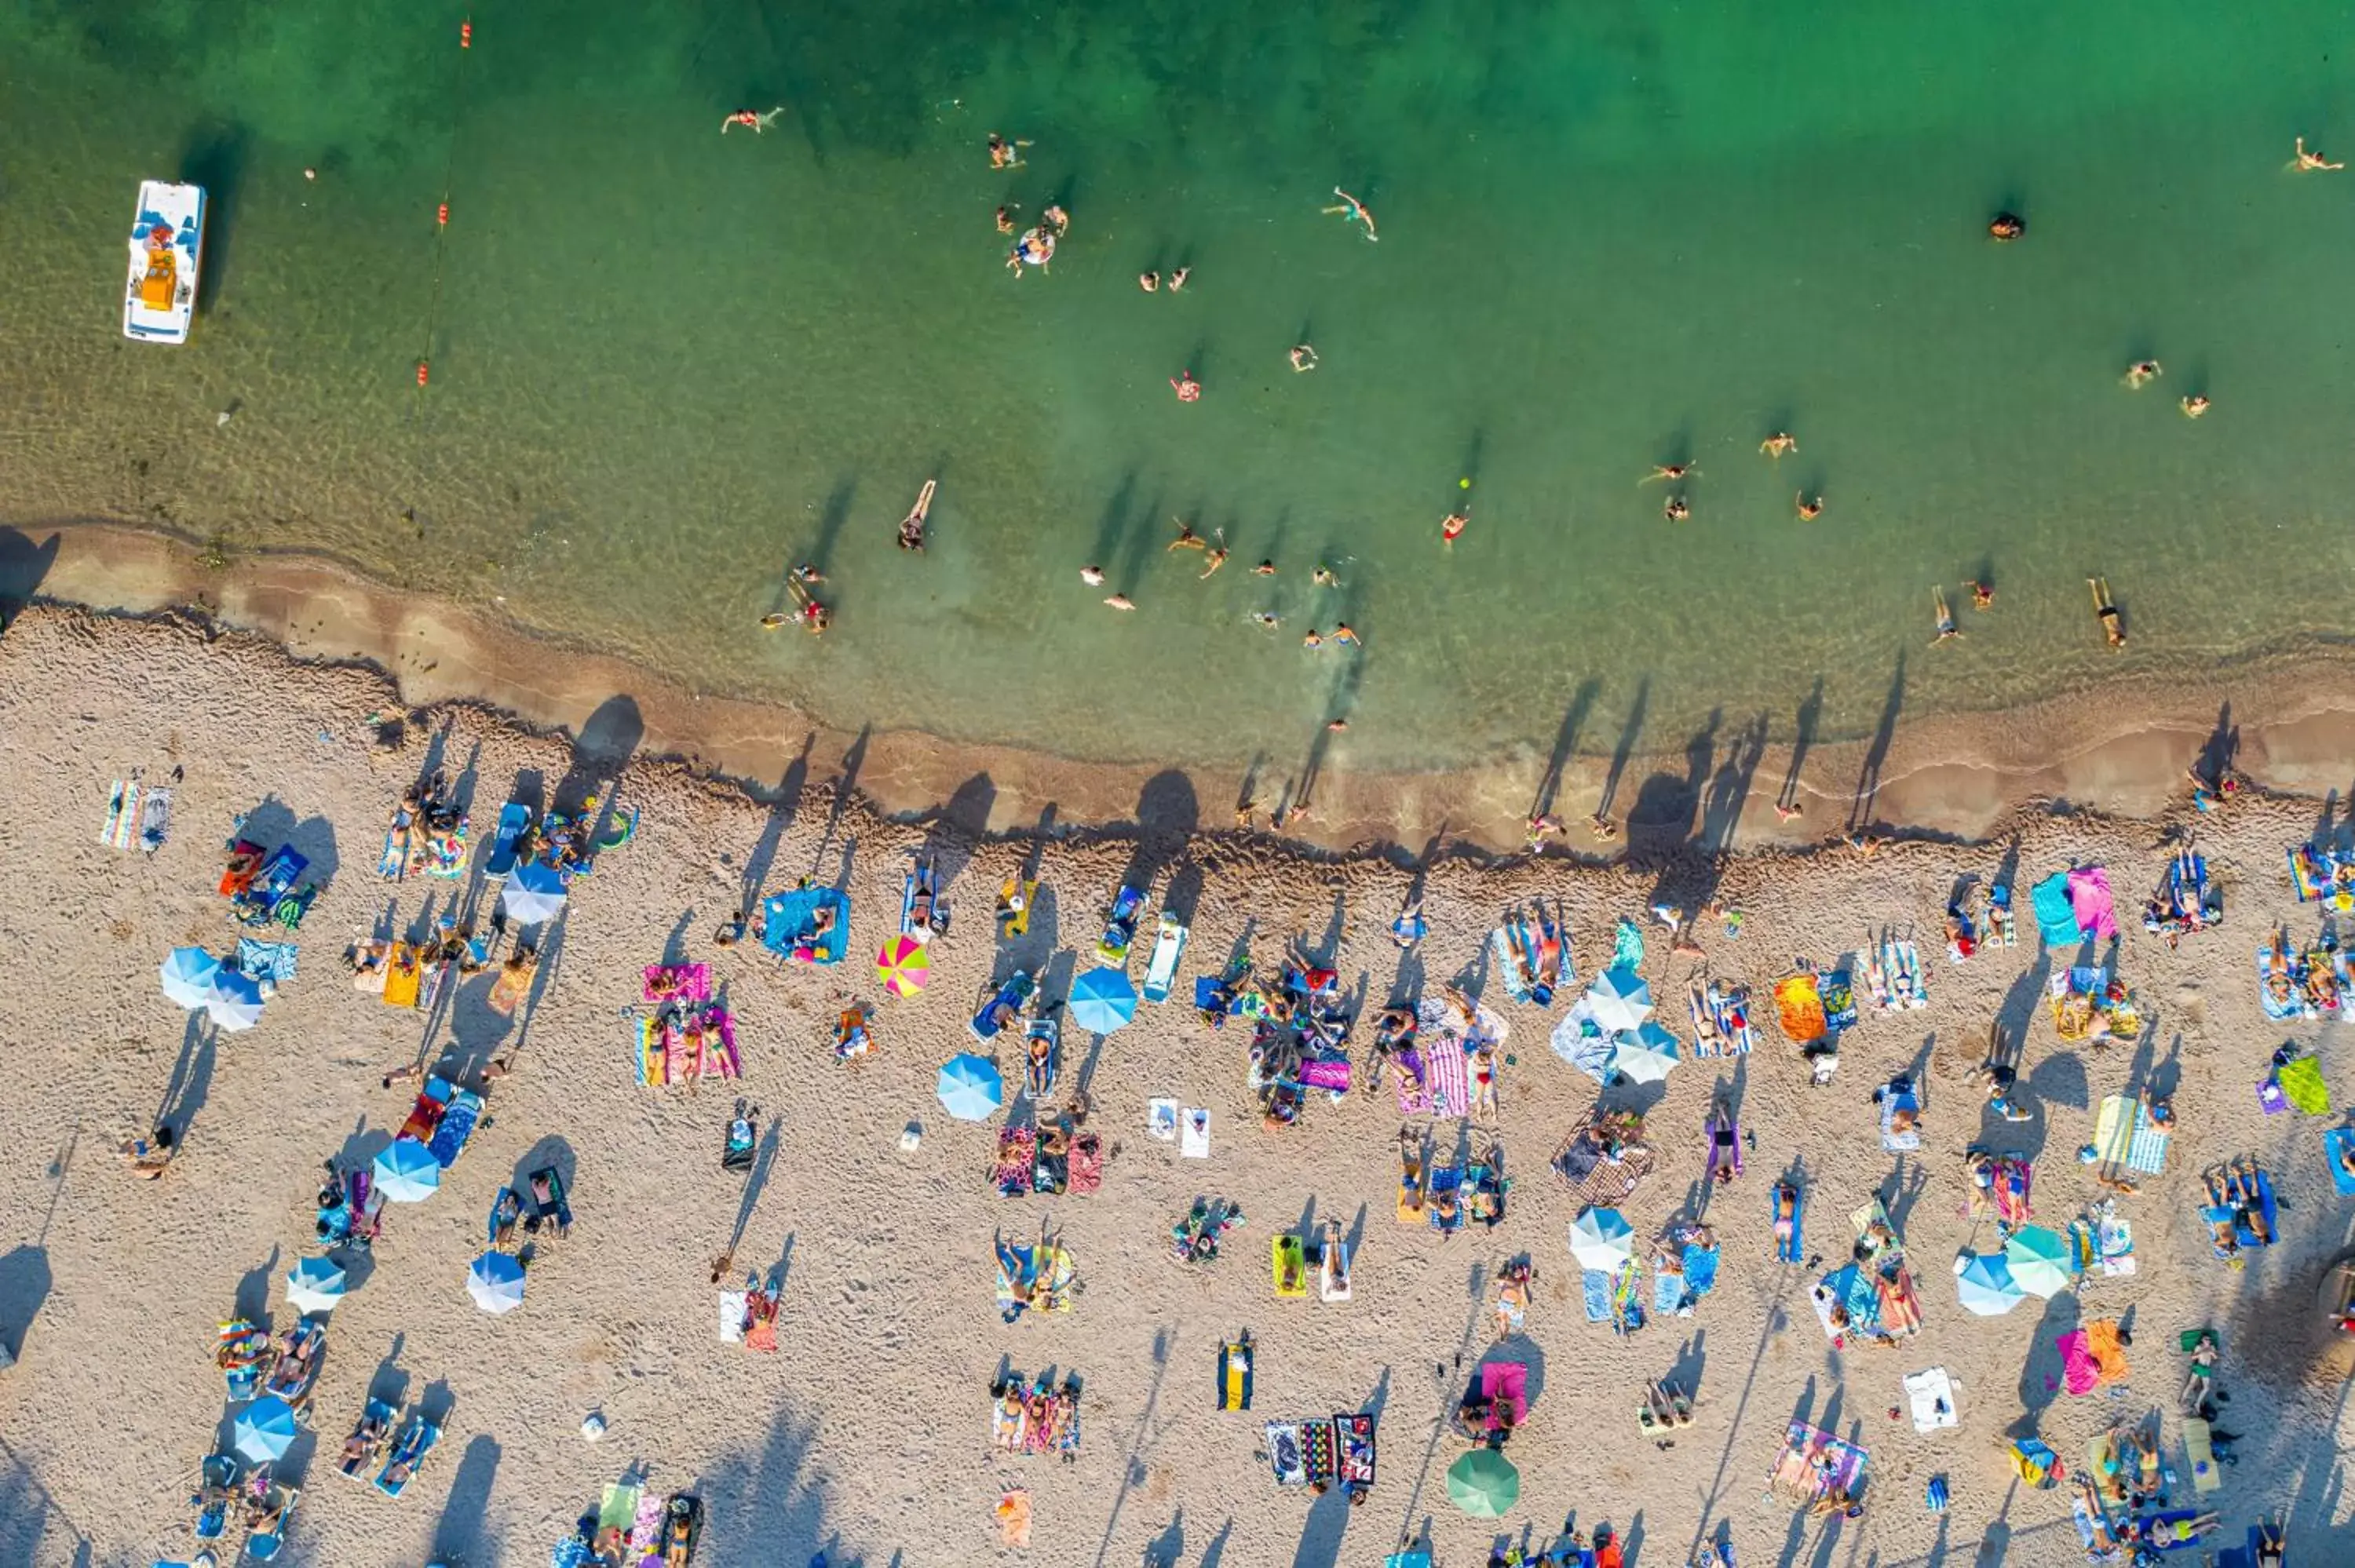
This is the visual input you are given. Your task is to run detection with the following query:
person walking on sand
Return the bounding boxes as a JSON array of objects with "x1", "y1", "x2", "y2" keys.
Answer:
[
  {"x1": 1795, "y1": 492, "x2": 1824, "y2": 521},
  {"x1": 1171, "y1": 370, "x2": 1202, "y2": 403},
  {"x1": 1324, "y1": 188, "x2": 1378, "y2": 241},
  {"x1": 2089, "y1": 577, "x2": 2126, "y2": 647},
  {"x1": 1291, "y1": 344, "x2": 1319, "y2": 372},
  {"x1": 1761, "y1": 432, "x2": 1797, "y2": 460},
  {"x1": 2293, "y1": 136, "x2": 2345, "y2": 171},
  {"x1": 1930, "y1": 587, "x2": 1962, "y2": 644},
  {"x1": 722, "y1": 106, "x2": 787, "y2": 134},
  {"x1": 2124, "y1": 359, "x2": 2162, "y2": 388}
]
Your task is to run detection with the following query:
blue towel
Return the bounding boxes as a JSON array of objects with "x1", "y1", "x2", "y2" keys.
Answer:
[
  {"x1": 2328, "y1": 1130, "x2": 2355, "y2": 1195},
  {"x1": 1652, "y1": 1270, "x2": 1689, "y2": 1315},
  {"x1": 235, "y1": 938, "x2": 300, "y2": 992},
  {"x1": 429, "y1": 1092, "x2": 482, "y2": 1168},
  {"x1": 1682, "y1": 1243, "x2": 1720, "y2": 1298},
  {"x1": 2031, "y1": 873, "x2": 2083, "y2": 946},
  {"x1": 1582, "y1": 1268, "x2": 1613, "y2": 1322}
]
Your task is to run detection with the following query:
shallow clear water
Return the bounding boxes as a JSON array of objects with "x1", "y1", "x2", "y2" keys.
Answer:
[{"x1": 5, "y1": 0, "x2": 2355, "y2": 775}]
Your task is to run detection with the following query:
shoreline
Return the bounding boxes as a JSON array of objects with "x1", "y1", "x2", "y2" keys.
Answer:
[{"x1": 13, "y1": 518, "x2": 2355, "y2": 854}]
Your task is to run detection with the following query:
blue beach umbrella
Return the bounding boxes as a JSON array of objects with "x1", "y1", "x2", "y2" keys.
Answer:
[
  {"x1": 2004, "y1": 1225, "x2": 2077, "y2": 1298},
  {"x1": 160, "y1": 947, "x2": 221, "y2": 1009},
  {"x1": 1584, "y1": 966, "x2": 1653, "y2": 1034},
  {"x1": 500, "y1": 862, "x2": 568, "y2": 924},
  {"x1": 233, "y1": 1395, "x2": 300, "y2": 1462},
  {"x1": 373, "y1": 1137, "x2": 442, "y2": 1202},
  {"x1": 467, "y1": 1251, "x2": 528, "y2": 1315},
  {"x1": 937, "y1": 1054, "x2": 1005, "y2": 1121},
  {"x1": 1955, "y1": 1250, "x2": 2025, "y2": 1316},
  {"x1": 1069, "y1": 966, "x2": 1140, "y2": 1035},
  {"x1": 206, "y1": 968, "x2": 266, "y2": 1032},
  {"x1": 285, "y1": 1256, "x2": 348, "y2": 1313}
]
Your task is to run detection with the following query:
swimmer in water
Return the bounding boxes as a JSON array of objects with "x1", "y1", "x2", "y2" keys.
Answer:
[
  {"x1": 1103, "y1": 593, "x2": 1136, "y2": 611},
  {"x1": 988, "y1": 133, "x2": 1031, "y2": 169},
  {"x1": 1931, "y1": 586, "x2": 1962, "y2": 644},
  {"x1": 1312, "y1": 566, "x2": 1341, "y2": 588},
  {"x1": 995, "y1": 206, "x2": 1018, "y2": 235},
  {"x1": 1171, "y1": 370, "x2": 1202, "y2": 403},
  {"x1": 2089, "y1": 577, "x2": 2125, "y2": 647},
  {"x1": 1302, "y1": 629, "x2": 1324, "y2": 648},
  {"x1": 1042, "y1": 205, "x2": 1069, "y2": 235},
  {"x1": 1199, "y1": 533, "x2": 1231, "y2": 578},
  {"x1": 785, "y1": 574, "x2": 830, "y2": 634},
  {"x1": 1169, "y1": 520, "x2": 1207, "y2": 552},
  {"x1": 1332, "y1": 622, "x2": 1360, "y2": 646},
  {"x1": 1253, "y1": 560, "x2": 1278, "y2": 576},
  {"x1": 1169, "y1": 267, "x2": 1191, "y2": 291},
  {"x1": 1327, "y1": 718, "x2": 1349, "y2": 732},
  {"x1": 1080, "y1": 565, "x2": 1106, "y2": 586},
  {"x1": 1291, "y1": 345, "x2": 1319, "y2": 373},
  {"x1": 1139, "y1": 271, "x2": 1159, "y2": 293},
  {"x1": 722, "y1": 106, "x2": 787, "y2": 135},
  {"x1": 1251, "y1": 611, "x2": 1281, "y2": 629},
  {"x1": 1641, "y1": 462, "x2": 1696, "y2": 485},
  {"x1": 1795, "y1": 492, "x2": 1824, "y2": 521},
  {"x1": 2292, "y1": 136, "x2": 2345, "y2": 171},
  {"x1": 2181, "y1": 394, "x2": 2211, "y2": 418},
  {"x1": 897, "y1": 480, "x2": 936, "y2": 552},
  {"x1": 1988, "y1": 210, "x2": 2026, "y2": 240},
  {"x1": 1966, "y1": 579, "x2": 1994, "y2": 610},
  {"x1": 2124, "y1": 359, "x2": 2162, "y2": 389},
  {"x1": 1760, "y1": 432, "x2": 1798, "y2": 461},
  {"x1": 1441, "y1": 509, "x2": 1470, "y2": 545},
  {"x1": 1663, "y1": 495, "x2": 1690, "y2": 523},
  {"x1": 791, "y1": 564, "x2": 827, "y2": 585},
  {"x1": 1322, "y1": 188, "x2": 1378, "y2": 242}
]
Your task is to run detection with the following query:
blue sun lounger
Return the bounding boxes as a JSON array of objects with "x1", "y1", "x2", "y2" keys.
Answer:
[
  {"x1": 761, "y1": 886, "x2": 850, "y2": 965},
  {"x1": 480, "y1": 801, "x2": 530, "y2": 883},
  {"x1": 374, "y1": 1413, "x2": 440, "y2": 1498},
  {"x1": 2326, "y1": 1129, "x2": 2355, "y2": 1195},
  {"x1": 970, "y1": 970, "x2": 1035, "y2": 1043},
  {"x1": 1095, "y1": 885, "x2": 1145, "y2": 967}
]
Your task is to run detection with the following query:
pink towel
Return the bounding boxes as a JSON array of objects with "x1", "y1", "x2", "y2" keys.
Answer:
[
  {"x1": 2056, "y1": 1329, "x2": 2101, "y2": 1395},
  {"x1": 2067, "y1": 868, "x2": 2119, "y2": 939},
  {"x1": 1424, "y1": 1043, "x2": 1472, "y2": 1118},
  {"x1": 1301, "y1": 1059, "x2": 1352, "y2": 1092}
]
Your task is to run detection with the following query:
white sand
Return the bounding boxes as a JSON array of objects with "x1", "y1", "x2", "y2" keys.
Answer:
[{"x1": 0, "y1": 604, "x2": 2351, "y2": 1567}]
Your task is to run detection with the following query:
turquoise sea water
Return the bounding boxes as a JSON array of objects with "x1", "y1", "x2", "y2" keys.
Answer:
[{"x1": 4, "y1": 1, "x2": 2355, "y2": 774}]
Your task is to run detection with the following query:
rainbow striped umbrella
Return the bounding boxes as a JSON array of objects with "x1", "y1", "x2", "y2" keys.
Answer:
[{"x1": 874, "y1": 935, "x2": 931, "y2": 997}]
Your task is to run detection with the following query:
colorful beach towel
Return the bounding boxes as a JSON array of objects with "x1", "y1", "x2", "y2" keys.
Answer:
[
  {"x1": 2277, "y1": 1055, "x2": 2331, "y2": 1115},
  {"x1": 1335, "y1": 1413, "x2": 1376, "y2": 1486},
  {"x1": 1422, "y1": 1039, "x2": 1472, "y2": 1119},
  {"x1": 2032, "y1": 873, "x2": 2083, "y2": 946},
  {"x1": 235, "y1": 938, "x2": 300, "y2": 995},
  {"x1": 2068, "y1": 866, "x2": 2120, "y2": 939},
  {"x1": 1390, "y1": 1048, "x2": 1435, "y2": 1115}
]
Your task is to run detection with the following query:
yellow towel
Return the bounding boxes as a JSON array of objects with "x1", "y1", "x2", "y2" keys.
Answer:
[{"x1": 2090, "y1": 1096, "x2": 2133, "y2": 1165}]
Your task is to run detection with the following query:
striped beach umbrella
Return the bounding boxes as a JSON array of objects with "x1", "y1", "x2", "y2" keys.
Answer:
[{"x1": 874, "y1": 935, "x2": 931, "y2": 997}]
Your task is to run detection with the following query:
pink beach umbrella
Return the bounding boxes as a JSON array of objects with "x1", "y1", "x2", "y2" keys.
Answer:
[{"x1": 874, "y1": 935, "x2": 931, "y2": 997}]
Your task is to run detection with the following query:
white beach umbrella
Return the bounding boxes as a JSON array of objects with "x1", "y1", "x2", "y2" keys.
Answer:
[
  {"x1": 160, "y1": 947, "x2": 221, "y2": 1009},
  {"x1": 500, "y1": 862, "x2": 568, "y2": 925},
  {"x1": 285, "y1": 1256, "x2": 348, "y2": 1313},
  {"x1": 467, "y1": 1251, "x2": 527, "y2": 1315},
  {"x1": 1568, "y1": 1206, "x2": 1634, "y2": 1271},
  {"x1": 372, "y1": 1137, "x2": 442, "y2": 1202},
  {"x1": 206, "y1": 969, "x2": 266, "y2": 1032},
  {"x1": 1609, "y1": 1020, "x2": 1681, "y2": 1084},
  {"x1": 1584, "y1": 966, "x2": 1653, "y2": 1034}
]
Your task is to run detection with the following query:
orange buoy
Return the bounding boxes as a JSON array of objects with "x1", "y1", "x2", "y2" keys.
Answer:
[
  {"x1": 436, "y1": 202, "x2": 450, "y2": 227},
  {"x1": 459, "y1": 19, "x2": 472, "y2": 46},
  {"x1": 416, "y1": 360, "x2": 430, "y2": 387}
]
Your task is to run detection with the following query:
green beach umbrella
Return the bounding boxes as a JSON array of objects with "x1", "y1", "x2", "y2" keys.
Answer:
[
  {"x1": 2004, "y1": 1225, "x2": 2077, "y2": 1298},
  {"x1": 1446, "y1": 1447, "x2": 1521, "y2": 1517}
]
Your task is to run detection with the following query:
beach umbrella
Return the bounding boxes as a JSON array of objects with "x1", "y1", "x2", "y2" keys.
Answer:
[
  {"x1": 285, "y1": 1256, "x2": 348, "y2": 1313},
  {"x1": 1954, "y1": 1251, "x2": 2025, "y2": 1316},
  {"x1": 874, "y1": 935, "x2": 931, "y2": 998},
  {"x1": 1608, "y1": 1020, "x2": 1681, "y2": 1084},
  {"x1": 500, "y1": 861, "x2": 568, "y2": 924},
  {"x1": 206, "y1": 968, "x2": 266, "y2": 1032},
  {"x1": 1568, "y1": 1206, "x2": 1634, "y2": 1271},
  {"x1": 1445, "y1": 1447, "x2": 1521, "y2": 1517},
  {"x1": 466, "y1": 1250, "x2": 528, "y2": 1315},
  {"x1": 372, "y1": 1136, "x2": 443, "y2": 1202},
  {"x1": 937, "y1": 1054, "x2": 1005, "y2": 1121},
  {"x1": 1584, "y1": 965, "x2": 1652, "y2": 1034},
  {"x1": 2004, "y1": 1226, "x2": 2077, "y2": 1298},
  {"x1": 1069, "y1": 966, "x2": 1140, "y2": 1035},
  {"x1": 232, "y1": 1396, "x2": 301, "y2": 1462},
  {"x1": 160, "y1": 947, "x2": 221, "y2": 1009}
]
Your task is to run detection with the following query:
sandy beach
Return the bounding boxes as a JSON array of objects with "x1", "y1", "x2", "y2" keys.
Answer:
[{"x1": 2, "y1": 597, "x2": 2353, "y2": 1568}]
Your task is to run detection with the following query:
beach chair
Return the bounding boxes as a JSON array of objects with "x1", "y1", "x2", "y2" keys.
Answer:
[
  {"x1": 1023, "y1": 1013, "x2": 1061, "y2": 1101},
  {"x1": 1141, "y1": 914, "x2": 1188, "y2": 1003},
  {"x1": 217, "y1": 1320, "x2": 274, "y2": 1402},
  {"x1": 262, "y1": 1318, "x2": 325, "y2": 1407},
  {"x1": 2181, "y1": 1417, "x2": 2222, "y2": 1495},
  {"x1": 1272, "y1": 1234, "x2": 1309, "y2": 1298},
  {"x1": 192, "y1": 1453, "x2": 239, "y2": 1540},
  {"x1": 1217, "y1": 1333, "x2": 1254, "y2": 1410},
  {"x1": 901, "y1": 860, "x2": 946, "y2": 942},
  {"x1": 1094, "y1": 884, "x2": 1145, "y2": 967},
  {"x1": 245, "y1": 1483, "x2": 298, "y2": 1561},
  {"x1": 374, "y1": 1412, "x2": 440, "y2": 1498},
  {"x1": 969, "y1": 970, "x2": 1034, "y2": 1043},
  {"x1": 661, "y1": 1493, "x2": 703, "y2": 1566},
  {"x1": 480, "y1": 801, "x2": 530, "y2": 884},
  {"x1": 995, "y1": 877, "x2": 1038, "y2": 939}
]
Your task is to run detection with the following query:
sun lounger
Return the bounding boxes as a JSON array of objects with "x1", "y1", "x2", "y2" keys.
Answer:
[
  {"x1": 335, "y1": 1398, "x2": 396, "y2": 1481},
  {"x1": 1272, "y1": 1235, "x2": 1309, "y2": 1298},
  {"x1": 263, "y1": 1318, "x2": 325, "y2": 1406},
  {"x1": 523, "y1": 1166, "x2": 571, "y2": 1237},
  {"x1": 759, "y1": 885, "x2": 850, "y2": 965},
  {"x1": 900, "y1": 860, "x2": 947, "y2": 943},
  {"x1": 1094, "y1": 884, "x2": 1145, "y2": 967},
  {"x1": 2180, "y1": 1417, "x2": 2222, "y2": 1496},
  {"x1": 1023, "y1": 1015, "x2": 1060, "y2": 1101},
  {"x1": 399, "y1": 1078, "x2": 455, "y2": 1144},
  {"x1": 1141, "y1": 914, "x2": 1188, "y2": 1003},
  {"x1": 374, "y1": 1412, "x2": 440, "y2": 1498},
  {"x1": 2325, "y1": 1129, "x2": 2355, "y2": 1195},
  {"x1": 661, "y1": 1493, "x2": 703, "y2": 1566},
  {"x1": 217, "y1": 1320, "x2": 273, "y2": 1402},
  {"x1": 970, "y1": 970, "x2": 1034, "y2": 1043},
  {"x1": 192, "y1": 1453, "x2": 239, "y2": 1540},
  {"x1": 476, "y1": 801, "x2": 529, "y2": 884},
  {"x1": 245, "y1": 1483, "x2": 298, "y2": 1561},
  {"x1": 1218, "y1": 1333, "x2": 1254, "y2": 1410}
]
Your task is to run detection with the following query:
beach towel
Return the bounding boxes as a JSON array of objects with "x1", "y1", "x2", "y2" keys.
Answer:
[
  {"x1": 2325, "y1": 1129, "x2": 2355, "y2": 1195},
  {"x1": 1067, "y1": 1134, "x2": 1104, "y2": 1196},
  {"x1": 1550, "y1": 1004, "x2": 1615, "y2": 1080},
  {"x1": 995, "y1": 1128, "x2": 1038, "y2": 1198},
  {"x1": 1704, "y1": 983, "x2": 1756, "y2": 1055},
  {"x1": 2256, "y1": 946, "x2": 2309, "y2": 1021},
  {"x1": 991, "y1": 1392, "x2": 1028, "y2": 1454},
  {"x1": 1775, "y1": 1183, "x2": 1804, "y2": 1264},
  {"x1": 2032, "y1": 873, "x2": 2083, "y2": 946},
  {"x1": 1773, "y1": 974, "x2": 1827, "y2": 1044},
  {"x1": 1264, "y1": 1420, "x2": 1310, "y2": 1486},
  {"x1": 643, "y1": 964, "x2": 711, "y2": 1005},
  {"x1": 1422, "y1": 1040, "x2": 1472, "y2": 1118},
  {"x1": 2181, "y1": 1417, "x2": 2222, "y2": 1496},
  {"x1": 1878, "y1": 1084, "x2": 1922, "y2": 1151},
  {"x1": 1180, "y1": 1108, "x2": 1210, "y2": 1159},
  {"x1": 1218, "y1": 1338, "x2": 1253, "y2": 1410},
  {"x1": 2068, "y1": 866, "x2": 2120, "y2": 939},
  {"x1": 1301, "y1": 1417, "x2": 1338, "y2": 1483},
  {"x1": 1582, "y1": 1268, "x2": 1614, "y2": 1323},
  {"x1": 995, "y1": 1488, "x2": 1031, "y2": 1549},
  {"x1": 1300, "y1": 1057, "x2": 1351, "y2": 1092},
  {"x1": 1903, "y1": 1367, "x2": 1959, "y2": 1431},
  {"x1": 427, "y1": 1091, "x2": 482, "y2": 1168},
  {"x1": 1335, "y1": 1413, "x2": 1375, "y2": 1486},
  {"x1": 1490, "y1": 924, "x2": 1534, "y2": 1005},
  {"x1": 1552, "y1": 1118, "x2": 1654, "y2": 1205},
  {"x1": 2057, "y1": 1331, "x2": 2104, "y2": 1395},
  {"x1": 1426, "y1": 1166, "x2": 1463, "y2": 1235},
  {"x1": 1819, "y1": 969, "x2": 1859, "y2": 1030},
  {"x1": 101, "y1": 779, "x2": 141, "y2": 849},
  {"x1": 1390, "y1": 1048, "x2": 1434, "y2": 1115},
  {"x1": 235, "y1": 939, "x2": 300, "y2": 995},
  {"x1": 1612, "y1": 917, "x2": 1645, "y2": 971},
  {"x1": 2278, "y1": 1055, "x2": 2331, "y2": 1114}
]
